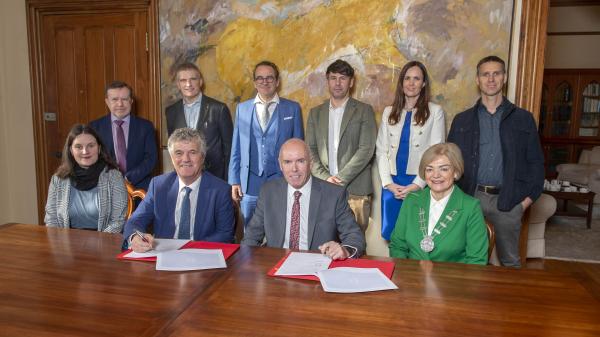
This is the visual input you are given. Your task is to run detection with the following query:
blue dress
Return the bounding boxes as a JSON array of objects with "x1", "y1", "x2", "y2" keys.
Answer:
[{"x1": 381, "y1": 111, "x2": 416, "y2": 240}]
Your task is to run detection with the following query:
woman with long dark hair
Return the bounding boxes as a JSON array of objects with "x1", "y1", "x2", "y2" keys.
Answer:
[
  {"x1": 376, "y1": 61, "x2": 446, "y2": 240},
  {"x1": 44, "y1": 124, "x2": 127, "y2": 232}
]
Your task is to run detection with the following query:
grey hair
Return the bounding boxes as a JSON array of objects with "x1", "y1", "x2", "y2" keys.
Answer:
[{"x1": 167, "y1": 128, "x2": 206, "y2": 156}]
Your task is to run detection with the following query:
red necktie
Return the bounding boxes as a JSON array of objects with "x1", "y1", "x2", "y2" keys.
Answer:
[
  {"x1": 289, "y1": 191, "x2": 302, "y2": 250},
  {"x1": 114, "y1": 120, "x2": 127, "y2": 174}
]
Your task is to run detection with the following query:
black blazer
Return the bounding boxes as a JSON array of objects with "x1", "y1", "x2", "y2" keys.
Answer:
[{"x1": 166, "y1": 95, "x2": 233, "y2": 180}]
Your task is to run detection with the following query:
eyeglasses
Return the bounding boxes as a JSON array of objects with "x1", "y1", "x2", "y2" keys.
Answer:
[{"x1": 254, "y1": 76, "x2": 276, "y2": 83}]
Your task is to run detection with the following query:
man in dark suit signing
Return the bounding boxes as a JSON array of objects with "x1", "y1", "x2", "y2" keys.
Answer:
[
  {"x1": 124, "y1": 128, "x2": 235, "y2": 252},
  {"x1": 241, "y1": 138, "x2": 365, "y2": 260},
  {"x1": 166, "y1": 62, "x2": 233, "y2": 180},
  {"x1": 90, "y1": 81, "x2": 158, "y2": 190}
]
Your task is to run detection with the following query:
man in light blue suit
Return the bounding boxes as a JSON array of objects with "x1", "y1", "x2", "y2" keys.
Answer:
[
  {"x1": 228, "y1": 61, "x2": 304, "y2": 226},
  {"x1": 125, "y1": 128, "x2": 235, "y2": 252}
]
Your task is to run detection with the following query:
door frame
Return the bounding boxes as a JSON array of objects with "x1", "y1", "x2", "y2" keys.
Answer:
[{"x1": 26, "y1": 0, "x2": 160, "y2": 224}]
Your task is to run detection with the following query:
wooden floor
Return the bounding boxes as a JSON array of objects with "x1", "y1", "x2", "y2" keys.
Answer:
[{"x1": 526, "y1": 258, "x2": 600, "y2": 301}]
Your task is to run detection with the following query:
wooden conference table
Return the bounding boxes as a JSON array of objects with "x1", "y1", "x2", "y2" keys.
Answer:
[{"x1": 1, "y1": 224, "x2": 599, "y2": 337}]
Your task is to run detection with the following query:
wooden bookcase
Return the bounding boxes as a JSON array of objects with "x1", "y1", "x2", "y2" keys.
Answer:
[{"x1": 539, "y1": 69, "x2": 600, "y2": 178}]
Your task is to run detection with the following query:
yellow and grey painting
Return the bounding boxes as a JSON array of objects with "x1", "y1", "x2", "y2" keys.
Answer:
[{"x1": 159, "y1": 0, "x2": 513, "y2": 133}]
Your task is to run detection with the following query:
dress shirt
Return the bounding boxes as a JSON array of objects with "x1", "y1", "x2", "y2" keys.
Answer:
[
  {"x1": 110, "y1": 113, "x2": 130, "y2": 152},
  {"x1": 253, "y1": 93, "x2": 280, "y2": 127},
  {"x1": 477, "y1": 101, "x2": 505, "y2": 186},
  {"x1": 327, "y1": 97, "x2": 349, "y2": 176},
  {"x1": 283, "y1": 177, "x2": 312, "y2": 250},
  {"x1": 427, "y1": 186, "x2": 454, "y2": 236},
  {"x1": 183, "y1": 94, "x2": 203, "y2": 129},
  {"x1": 173, "y1": 175, "x2": 202, "y2": 239}
]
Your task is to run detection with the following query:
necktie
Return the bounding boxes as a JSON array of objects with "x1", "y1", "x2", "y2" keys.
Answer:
[
  {"x1": 113, "y1": 120, "x2": 127, "y2": 174},
  {"x1": 178, "y1": 187, "x2": 192, "y2": 240},
  {"x1": 258, "y1": 102, "x2": 272, "y2": 131},
  {"x1": 289, "y1": 191, "x2": 302, "y2": 250}
]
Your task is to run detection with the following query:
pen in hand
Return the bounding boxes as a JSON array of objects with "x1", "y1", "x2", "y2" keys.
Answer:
[{"x1": 134, "y1": 230, "x2": 149, "y2": 243}]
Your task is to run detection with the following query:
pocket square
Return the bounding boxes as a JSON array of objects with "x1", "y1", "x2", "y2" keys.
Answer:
[{"x1": 284, "y1": 116, "x2": 293, "y2": 120}]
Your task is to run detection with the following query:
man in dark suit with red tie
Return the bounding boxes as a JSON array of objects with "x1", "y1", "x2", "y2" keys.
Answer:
[
  {"x1": 165, "y1": 62, "x2": 233, "y2": 180},
  {"x1": 90, "y1": 81, "x2": 158, "y2": 190}
]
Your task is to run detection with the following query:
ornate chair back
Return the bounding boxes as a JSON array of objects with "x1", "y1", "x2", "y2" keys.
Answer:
[{"x1": 125, "y1": 181, "x2": 146, "y2": 219}]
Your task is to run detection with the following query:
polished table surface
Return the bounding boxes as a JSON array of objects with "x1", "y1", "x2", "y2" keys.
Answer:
[{"x1": 1, "y1": 224, "x2": 599, "y2": 337}]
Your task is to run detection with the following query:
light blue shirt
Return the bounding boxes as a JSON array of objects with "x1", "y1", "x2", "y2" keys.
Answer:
[
  {"x1": 68, "y1": 185, "x2": 100, "y2": 230},
  {"x1": 184, "y1": 94, "x2": 202, "y2": 129},
  {"x1": 174, "y1": 175, "x2": 202, "y2": 239}
]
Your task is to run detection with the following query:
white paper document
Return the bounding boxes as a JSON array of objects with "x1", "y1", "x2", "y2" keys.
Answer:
[
  {"x1": 316, "y1": 267, "x2": 398, "y2": 293},
  {"x1": 274, "y1": 252, "x2": 332, "y2": 276},
  {"x1": 155, "y1": 249, "x2": 227, "y2": 271},
  {"x1": 123, "y1": 238, "x2": 189, "y2": 258}
]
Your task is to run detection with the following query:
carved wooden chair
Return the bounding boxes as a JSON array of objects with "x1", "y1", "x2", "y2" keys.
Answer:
[
  {"x1": 486, "y1": 220, "x2": 495, "y2": 262},
  {"x1": 125, "y1": 181, "x2": 146, "y2": 219}
]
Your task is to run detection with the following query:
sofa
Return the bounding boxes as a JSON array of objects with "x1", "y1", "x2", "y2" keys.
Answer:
[{"x1": 556, "y1": 146, "x2": 600, "y2": 204}]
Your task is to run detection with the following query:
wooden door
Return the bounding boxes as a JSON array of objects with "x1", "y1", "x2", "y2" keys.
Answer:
[
  {"x1": 41, "y1": 12, "x2": 149, "y2": 176},
  {"x1": 27, "y1": 1, "x2": 160, "y2": 223}
]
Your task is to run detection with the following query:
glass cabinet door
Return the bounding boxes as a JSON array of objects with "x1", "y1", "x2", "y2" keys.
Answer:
[
  {"x1": 551, "y1": 81, "x2": 573, "y2": 137},
  {"x1": 539, "y1": 84, "x2": 549, "y2": 136},
  {"x1": 545, "y1": 144, "x2": 572, "y2": 178},
  {"x1": 579, "y1": 81, "x2": 600, "y2": 137}
]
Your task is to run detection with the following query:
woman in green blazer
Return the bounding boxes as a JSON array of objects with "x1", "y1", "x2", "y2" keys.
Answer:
[{"x1": 389, "y1": 143, "x2": 488, "y2": 265}]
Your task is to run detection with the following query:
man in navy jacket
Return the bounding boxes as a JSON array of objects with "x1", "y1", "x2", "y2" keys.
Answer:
[
  {"x1": 90, "y1": 81, "x2": 157, "y2": 190},
  {"x1": 447, "y1": 56, "x2": 544, "y2": 268},
  {"x1": 125, "y1": 128, "x2": 235, "y2": 251}
]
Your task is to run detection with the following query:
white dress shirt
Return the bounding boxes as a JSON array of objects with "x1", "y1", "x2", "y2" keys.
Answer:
[
  {"x1": 183, "y1": 94, "x2": 203, "y2": 129},
  {"x1": 427, "y1": 186, "x2": 453, "y2": 236},
  {"x1": 253, "y1": 93, "x2": 280, "y2": 128},
  {"x1": 173, "y1": 175, "x2": 202, "y2": 239},
  {"x1": 283, "y1": 177, "x2": 312, "y2": 250},
  {"x1": 327, "y1": 98, "x2": 349, "y2": 176}
]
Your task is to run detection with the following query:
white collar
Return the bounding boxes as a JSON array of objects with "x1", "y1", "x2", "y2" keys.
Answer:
[
  {"x1": 178, "y1": 174, "x2": 202, "y2": 192},
  {"x1": 254, "y1": 93, "x2": 280, "y2": 105},
  {"x1": 287, "y1": 176, "x2": 312, "y2": 196},
  {"x1": 329, "y1": 97, "x2": 350, "y2": 110},
  {"x1": 429, "y1": 186, "x2": 454, "y2": 207}
]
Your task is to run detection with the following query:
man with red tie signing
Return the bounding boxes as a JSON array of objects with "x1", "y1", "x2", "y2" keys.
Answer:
[{"x1": 241, "y1": 138, "x2": 365, "y2": 260}]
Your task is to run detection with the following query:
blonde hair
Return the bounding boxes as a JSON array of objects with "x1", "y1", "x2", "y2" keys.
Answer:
[{"x1": 418, "y1": 143, "x2": 464, "y2": 180}]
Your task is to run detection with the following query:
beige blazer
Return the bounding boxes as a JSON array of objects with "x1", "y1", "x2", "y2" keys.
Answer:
[
  {"x1": 306, "y1": 97, "x2": 377, "y2": 196},
  {"x1": 376, "y1": 102, "x2": 445, "y2": 188}
]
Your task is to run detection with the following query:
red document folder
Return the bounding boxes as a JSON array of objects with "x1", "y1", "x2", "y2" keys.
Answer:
[
  {"x1": 117, "y1": 241, "x2": 240, "y2": 261},
  {"x1": 267, "y1": 252, "x2": 396, "y2": 281}
]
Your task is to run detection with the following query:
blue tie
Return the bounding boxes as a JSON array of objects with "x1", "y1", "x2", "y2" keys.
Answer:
[{"x1": 178, "y1": 187, "x2": 192, "y2": 240}]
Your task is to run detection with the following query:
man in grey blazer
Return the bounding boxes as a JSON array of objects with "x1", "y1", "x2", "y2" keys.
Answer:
[
  {"x1": 166, "y1": 62, "x2": 233, "y2": 180},
  {"x1": 306, "y1": 59, "x2": 377, "y2": 232},
  {"x1": 241, "y1": 139, "x2": 365, "y2": 260}
]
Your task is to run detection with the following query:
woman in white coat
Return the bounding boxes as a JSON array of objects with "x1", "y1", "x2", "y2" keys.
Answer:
[{"x1": 376, "y1": 61, "x2": 445, "y2": 240}]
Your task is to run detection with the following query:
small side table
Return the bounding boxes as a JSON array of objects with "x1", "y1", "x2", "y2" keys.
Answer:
[{"x1": 544, "y1": 190, "x2": 595, "y2": 229}]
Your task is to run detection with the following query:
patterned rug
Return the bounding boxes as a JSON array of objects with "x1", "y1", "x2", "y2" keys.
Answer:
[{"x1": 545, "y1": 215, "x2": 600, "y2": 263}]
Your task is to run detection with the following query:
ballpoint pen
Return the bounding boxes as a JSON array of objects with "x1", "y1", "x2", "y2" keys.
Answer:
[{"x1": 134, "y1": 230, "x2": 149, "y2": 243}]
